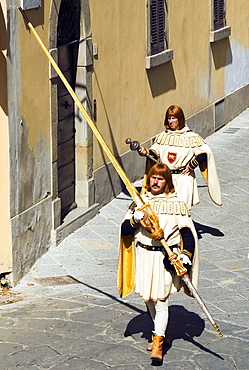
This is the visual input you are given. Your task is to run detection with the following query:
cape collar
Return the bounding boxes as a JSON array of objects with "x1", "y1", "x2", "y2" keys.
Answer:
[
  {"x1": 146, "y1": 191, "x2": 177, "y2": 200},
  {"x1": 165, "y1": 125, "x2": 191, "y2": 134}
]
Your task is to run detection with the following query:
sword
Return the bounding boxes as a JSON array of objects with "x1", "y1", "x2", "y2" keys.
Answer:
[
  {"x1": 181, "y1": 273, "x2": 223, "y2": 337},
  {"x1": 151, "y1": 231, "x2": 223, "y2": 337},
  {"x1": 19, "y1": 7, "x2": 223, "y2": 338}
]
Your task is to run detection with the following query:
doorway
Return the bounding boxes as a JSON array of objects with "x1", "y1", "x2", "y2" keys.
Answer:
[
  {"x1": 57, "y1": 0, "x2": 80, "y2": 221},
  {"x1": 50, "y1": 0, "x2": 95, "y2": 235}
]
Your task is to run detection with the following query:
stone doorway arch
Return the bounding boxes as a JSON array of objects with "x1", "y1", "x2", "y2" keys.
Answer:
[{"x1": 49, "y1": 0, "x2": 96, "y2": 237}]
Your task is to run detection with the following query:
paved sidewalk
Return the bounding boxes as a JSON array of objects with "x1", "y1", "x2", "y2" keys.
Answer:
[{"x1": 1, "y1": 109, "x2": 249, "y2": 369}]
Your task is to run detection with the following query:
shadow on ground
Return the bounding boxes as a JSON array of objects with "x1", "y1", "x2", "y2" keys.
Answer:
[
  {"x1": 124, "y1": 304, "x2": 224, "y2": 366},
  {"x1": 194, "y1": 221, "x2": 224, "y2": 239}
]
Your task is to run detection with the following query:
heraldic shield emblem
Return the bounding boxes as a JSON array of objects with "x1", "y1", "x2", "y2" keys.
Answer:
[{"x1": 168, "y1": 152, "x2": 177, "y2": 163}]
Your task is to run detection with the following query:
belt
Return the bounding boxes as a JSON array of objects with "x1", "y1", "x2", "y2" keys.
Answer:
[
  {"x1": 136, "y1": 242, "x2": 165, "y2": 251},
  {"x1": 136, "y1": 241, "x2": 178, "y2": 252},
  {"x1": 171, "y1": 169, "x2": 184, "y2": 174}
]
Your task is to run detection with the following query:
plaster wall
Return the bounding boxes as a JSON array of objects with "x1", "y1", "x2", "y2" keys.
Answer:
[
  {"x1": 90, "y1": 0, "x2": 249, "y2": 206},
  {"x1": 18, "y1": 4, "x2": 51, "y2": 214},
  {"x1": 90, "y1": 0, "x2": 213, "y2": 173},
  {"x1": 224, "y1": 1, "x2": 249, "y2": 96},
  {"x1": 0, "y1": 109, "x2": 12, "y2": 275},
  {"x1": 0, "y1": 2, "x2": 12, "y2": 274},
  {"x1": 8, "y1": 2, "x2": 52, "y2": 282},
  {"x1": 90, "y1": 0, "x2": 149, "y2": 170},
  {"x1": 167, "y1": 0, "x2": 212, "y2": 115},
  {"x1": 11, "y1": 197, "x2": 52, "y2": 283}
]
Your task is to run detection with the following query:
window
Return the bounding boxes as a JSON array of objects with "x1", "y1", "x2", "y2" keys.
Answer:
[
  {"x1": 146, "y1": 0, "x2": 173, "y2": 69},
  {"x1": 213, "y1": 0, "x2": 225, "y2": 30},
  {"x1": 150, "y1": 0, "x2": 166, "y2": 55},
  {"x1": 210, "y1": 0, "x2": 231, "y2": 42}
]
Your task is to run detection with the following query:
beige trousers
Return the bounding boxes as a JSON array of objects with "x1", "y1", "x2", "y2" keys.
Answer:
[{"x1": 146, "y1": 299, "x2": 169, "y2": 337}]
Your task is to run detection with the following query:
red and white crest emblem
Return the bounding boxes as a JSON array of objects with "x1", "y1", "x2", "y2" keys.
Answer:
[{"x1": 167, "y1": 152, "x2": 177, "y2": 163}]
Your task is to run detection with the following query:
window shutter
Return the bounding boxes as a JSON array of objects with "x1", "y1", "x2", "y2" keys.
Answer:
[
  {"x1": 150, "y1": 0, "x2": 165, "y2": 55},
  {"x1": 214, "y1": 0, "x2": 225, "y2": 30}
]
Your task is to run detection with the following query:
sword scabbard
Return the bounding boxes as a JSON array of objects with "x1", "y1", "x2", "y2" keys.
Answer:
[{"x1": 181, "y1": 273, "x2": 223, "y2": 337}]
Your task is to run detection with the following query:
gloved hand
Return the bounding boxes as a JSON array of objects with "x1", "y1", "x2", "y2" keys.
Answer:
[
  {"x1": 178, "y1": 254, "x2": 192, "y2": 265},
  {"x1": 133, "y1": 208, "x2": 145, "y2": 223}
]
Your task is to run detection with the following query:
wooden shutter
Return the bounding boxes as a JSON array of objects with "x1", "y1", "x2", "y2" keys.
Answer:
[
  {"x1": 214, "y1": 0, "x2": 225, "y2": 30},
  {"x1": 150, "y1": 0, "x2": 165, "y2": 55}
]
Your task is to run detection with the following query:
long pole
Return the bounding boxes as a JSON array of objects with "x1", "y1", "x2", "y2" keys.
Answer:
[
  {"x1": 19, "y1": 7, "x2": 222, "y2": 337},
  {"x1": 18, "y1": 7, "x2": 142, "y2": 207}
]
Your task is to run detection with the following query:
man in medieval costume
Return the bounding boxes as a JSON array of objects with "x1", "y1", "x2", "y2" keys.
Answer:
[
  {"x1": 138, "y1": 105, "x2": 222, "y2": 210},
  {"x1": 117, "y1": 163, "x2": 199, "y2": 362}
]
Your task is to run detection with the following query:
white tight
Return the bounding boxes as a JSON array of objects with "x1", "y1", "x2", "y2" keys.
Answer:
[{"x1": 146, "y1": 299, "x2": 169, "y2": 337}]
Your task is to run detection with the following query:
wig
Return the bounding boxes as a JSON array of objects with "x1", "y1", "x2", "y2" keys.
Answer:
[{"x1": 164, "y1": 105, "x2": 185, "y2": 130}]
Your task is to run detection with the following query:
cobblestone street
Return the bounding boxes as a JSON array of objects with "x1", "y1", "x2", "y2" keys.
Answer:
[{"x1": 0, "y1": 109, "x2": 248, "y2": 369}]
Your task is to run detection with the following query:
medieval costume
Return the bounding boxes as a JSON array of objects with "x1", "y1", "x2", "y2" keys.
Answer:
[
  {"x1": 118, "y1": 191, "x2": 199, "y2": 299},
  {"x1": 145, "y1": 126, "x2": 222, "y2": 209},
  {"x1": 117, "y1": 190, "x2": 199, "y2": 360}
]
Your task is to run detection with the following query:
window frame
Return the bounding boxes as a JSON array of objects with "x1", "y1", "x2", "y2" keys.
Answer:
[
  {"x1": 213, "y1": 0, "x2": 225, "y2": 30},
  {"x1": 210, "y1": 0, "x2": 231, "y2": 42},
  {"x1": 145, "y1": 0, "x2": 173, "y2": 69},
  {"x1": 150, "y1": 0, "x2": 167, "y2": 55}
]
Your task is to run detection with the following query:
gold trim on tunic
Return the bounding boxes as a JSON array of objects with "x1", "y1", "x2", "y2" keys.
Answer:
[
  {"x1": 147, "y1": 198, "x2": 190, "y2": 217},
  {"x1": 155, "y1": 133, "x2": 206, "y2": 148}
]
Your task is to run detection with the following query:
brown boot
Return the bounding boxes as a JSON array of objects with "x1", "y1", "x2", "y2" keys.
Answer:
[
  {"x1": 147, "y1": 332, "x2": 169, "y2": 351},
  {"x1": 150, "y1": 335, "x2": 164, "y2": 361},
  {"x1": 147, "y1": 334, "x2": 154, "y2": 351}
]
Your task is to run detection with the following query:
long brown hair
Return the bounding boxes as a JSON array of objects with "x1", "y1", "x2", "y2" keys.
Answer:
[
  {"x1": 146, "y1": 163, "x2": 175, "y2": 194},
  {"x1": 164, "y1": 105, "x2": 185, "y2": 130}
]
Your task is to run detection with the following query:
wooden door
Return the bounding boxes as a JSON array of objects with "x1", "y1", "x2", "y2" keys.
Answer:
[
  {"x1": 57, "y1": 0, "x2": 80, "y2": 222},
  {"x1": 57, "y1": 41, "x2": 78, "y2": 221}
]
